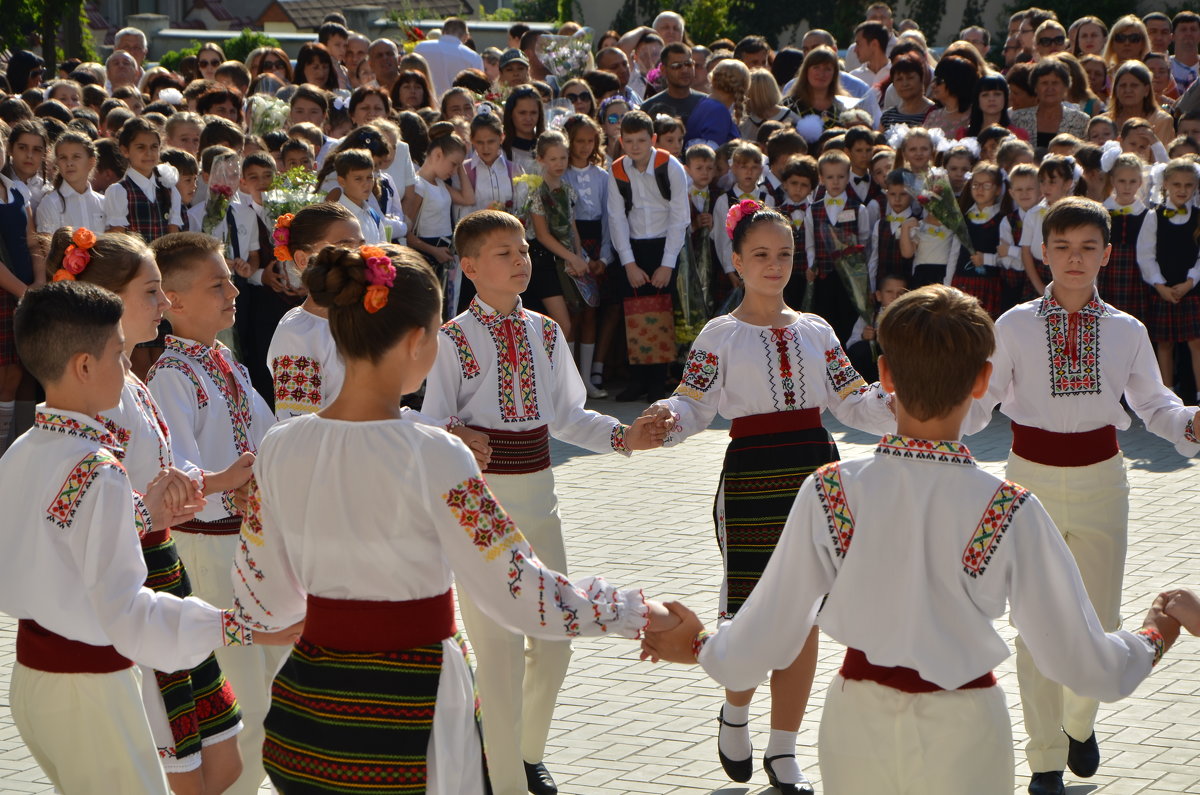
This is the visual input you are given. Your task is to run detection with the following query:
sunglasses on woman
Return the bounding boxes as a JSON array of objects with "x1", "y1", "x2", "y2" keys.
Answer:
[
  {"x1": 1038, "y1": 35, "x2": 1066, "y2": 47},
  {"x1": 262, "y1": 60, "x2": 286, "y2": 70},
  {"x1": 563, "y1": 92, "x2": 589, "y2": 103},
  {"x1": 199, "y1": 58, "x2": 221, "y2": 68},
  {"x1": 1113, "y1": 33, "x2": 1144, "y2": 44}
]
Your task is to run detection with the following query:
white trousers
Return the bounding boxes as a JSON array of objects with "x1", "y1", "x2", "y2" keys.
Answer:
[
  {"x1": 1007, "y1": 452, "x2": 1129, "y2": 773},
  {"x1": 172, "y1": 530, "x2": 289, "y2": 795},
  {"x1": 10, "y1": 663, "x2": 171, "y2": 795},
  {"x1": 819, "y1": 675, "x2": 1014, "y2": 795},
  {"x1": 458, "y1": 468, "x2": 573, "y2": 795}
]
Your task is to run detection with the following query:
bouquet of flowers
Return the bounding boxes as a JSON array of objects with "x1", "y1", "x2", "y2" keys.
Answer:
[
  {"x1": 901, "y1": 169, "x2": 974, "y2": 255},
  {"x1": 511, "y1": 172, "x2": 543, "y2": 225},
  {"x1": 201, "y1": 153, "x2": 239, "y2": 239},
  {"x1": 247, "y1": 94, "x2": 290, "y2": 140},
  {"x1": 536, "y1": 29, "x2": 594, "y2": 81},
  {"x1": 264, "y1": 166, "x2": 319, "y2": 220},
  {"x1": 829, "y1": 228, "x2": 873, "y2": 337}
]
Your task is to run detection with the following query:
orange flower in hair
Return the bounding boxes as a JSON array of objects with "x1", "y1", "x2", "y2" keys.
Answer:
[
  {"x1": 52, "y1": 269, "x2": 76, "y2": 282},
  {"x1": 56, "y1": 226, "x2": 98, "y2": 280},
  {"x1": 274, "y1": 245, "x2": 292, "y2": 262},
  {"x1": 72, "y1": 227, "x2": 97, "y2": 249},
  {"x1": 360, "y1": 245, "x2": 387, "y2": 260},
  {"x1": 362, "y1": 247, "x2": 396, "y2": 313},
  {"x1": 272, "y1": 214, "x2": 295, "y2": 261},
  {"x1": 363, "y1": 284, "x2": 389, "y2": 313}
]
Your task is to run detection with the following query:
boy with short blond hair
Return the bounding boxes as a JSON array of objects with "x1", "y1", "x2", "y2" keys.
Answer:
[{"x1": 643, "y1": 283, "x2": 1179, "y2": 795}]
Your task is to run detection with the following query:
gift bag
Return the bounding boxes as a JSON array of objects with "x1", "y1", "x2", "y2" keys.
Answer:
[{"x1": 624, "y1": 291, "x2": 676, "y2": 365}]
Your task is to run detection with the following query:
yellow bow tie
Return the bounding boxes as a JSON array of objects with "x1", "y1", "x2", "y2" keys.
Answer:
[
  {"x1": 925, "y1": 225, "x2": 948, "y2": 238},
  {"x1": 738, "y1": 191, "x2": 756, "y2": 200},
  {"x1": 690, "y1": 188, "x2": 708, "y2": 197},
  {"x1": 1111, "y1": 206, "x2": 1133, "y2": 216},
  {"x1": 968, "y1": 210, "x2": 991, "y2": 221},
  {"x1": 1165, "y1": 207, "x2": 1189, "y2": 219},
  {"x1": 886, "y1": 214, "x2": 907, "y2": 224}
]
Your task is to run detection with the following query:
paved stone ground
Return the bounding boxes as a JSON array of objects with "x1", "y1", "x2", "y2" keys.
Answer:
[{"x1": 1, "y1": 402, "x2": 1198, "y2": 794}]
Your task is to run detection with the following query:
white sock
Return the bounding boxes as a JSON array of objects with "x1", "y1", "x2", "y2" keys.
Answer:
[
  {"x1": 591, "y1": 361, "x2": 604, "y2": 384},
  {"x1": 579, "y1": 344, "x2": 595, "y2": 385},
  {"x1": 0, "y1": 400, "x2": 14, "y2": 455},
  {"x1": 765, "y1": 729, "x2": 805, "y2": 784},
  {"x1": 718, "y1": 701, "x2": 752, "y2": 761}
]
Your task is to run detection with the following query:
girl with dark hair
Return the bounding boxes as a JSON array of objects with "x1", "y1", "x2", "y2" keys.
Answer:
[
  {"x1": 878, "y1": 53, "x2": 934, "y2": 129},
  {"x1": 501, "y1": 85, "x2": 545, "y2": 171},
  {"x1": 294, "y1": 42, "x2": 340, "y2": 91},
  {"x1": 923, "y1": 55, "x2": 977, "y2": 135},
  {"x1": 196, "y1": 42, "x2": 226, "y2": 82},
  {"x1": 962, "y1": 74, "x2": 1028, "y2": 140}
]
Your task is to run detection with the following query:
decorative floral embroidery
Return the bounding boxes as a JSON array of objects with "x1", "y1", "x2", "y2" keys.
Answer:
[
  {"x1": 1186, "y1": 415, "x2": 1198, "y2": 445},
  {"x1": 814, "y1": 462, "x2": 855, "y2": 557},
  {"x1": 507, "y1": 549, "x2": 525, "y2": 598},
  {"x1": 34, "y1": 411, "x2": 119, "y2": 449},
  {"x1": 147, "y1": 357, "x2": 209, "y2": 409},
  {"x1": 492, "y1": 318, "x2": 539, "y2": 422},
  {"x1": 221, "y1": 610, "x2": 254, "y2": 646},
  {"x1": 768, "y1": 328, "x2": 800, "y2": 409},
  {"x1": 99, "y1": 418, "x2": 132, "y2": 460},
  {"x1": 241, "y1": 477, "x2": 265, "y2": 548},
  {"x1": 824, "y1": 347, "x2": 868, "y2": 399},
  {"x1": 962, "y1": 481, "x2": 1028, "y2": 578},
  {"x1": 1135, "y1": 626, "x2": 1166, "y2": 666},
  {"x1": 875, "y1": 435, "x2": 976, "y2": 466},
  {"x1": 46, "y1": 450, "x2": 124, "y2": 528},
  {"x1": 441, "y1": 321, "x2": 480, "y2": 379},
  {"x1": 133, "y1": 494, "x2": 152, "y2": 539},
  {"x1": 443, "y1": 477, "x2": 526, "y2": 561},
  {"x1": 675, "y1": 349, "x2": 719, "y2": 401},
  {"x1": 271, "y1": 355, "x2": 324, "y2": 415},
  {"x1": 610, "y1": 424, "x2": 629, "y2": 455},
  {"x1": 539, "y1": 315, "x2": 558, "y2": 364},
  {"x1": 553, "y1": 573, "x2": 581, "y2": 635},
  {"x1": 130, "y1": 380, "x2": 171, "y2": 468},
  {"x1": 1038, "y1": 293, "x2": 1107, "y2": 397}
]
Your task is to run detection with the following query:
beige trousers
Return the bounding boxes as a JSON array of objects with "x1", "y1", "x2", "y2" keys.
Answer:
[
  {"x1": 458, "y1": 468, "x2": 573, "y2": 795},
  {"x1": 10, "y1": 662, "x2": 170, "y2": 795},
  {"x1": 1007, "y1": 452, "x2": 1129, "y2": 773},
  {"x1": 819, "y1": 675, "x2": 1014, "y2": 795}
]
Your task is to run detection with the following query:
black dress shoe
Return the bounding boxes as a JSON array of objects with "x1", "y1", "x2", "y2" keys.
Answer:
[
  {"x1": 763, "y1": 754, "x2": 815, "y2": 794},
  {"x1": 1066, "y1": 730, "x2": 1100, "y2": 778},
  {"x1": 1028, "y1": 770, "x2": 1065, "y2": 795},
  {"x1": 615, "y1": 384, "x2": 646, "y2": 402},
  {"x1": 524, "y1": 761, "x2": 558, "y2": 795},
  {"x1": 716, "y1": 706, "x2": 752, "y2": 783}
]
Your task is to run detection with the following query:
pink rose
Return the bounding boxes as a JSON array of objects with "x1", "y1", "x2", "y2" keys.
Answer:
[
  {"x1": 365, "y1": 256, "x2": 396, "y2": 288},
  {"x1": 63, "y1": 244, "x2": 90, "y2": 274}
]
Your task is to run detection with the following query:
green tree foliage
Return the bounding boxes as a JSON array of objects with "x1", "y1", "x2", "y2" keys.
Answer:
[
  {"x1": 223, "y1": 29, "x2": 282, "y2": 64},
  {"x1": 611, "y1": 0, "x2": 863, "y2": 49},
  {"x1": 158, "y1": 41, "x2": 202, "y2": 73},
  {"x1": 0, "y1": 0, "x2": 96, "y2": 77}
]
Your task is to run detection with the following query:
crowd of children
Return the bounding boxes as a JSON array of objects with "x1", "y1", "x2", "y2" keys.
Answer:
[{"x1": 6, "y1": 4, "x2": 1200, "y2": 795}]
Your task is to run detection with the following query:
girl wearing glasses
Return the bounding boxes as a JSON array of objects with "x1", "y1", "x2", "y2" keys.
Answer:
[
  {"x1": 599, "y1": 95, "x2": 629, "y2": 163},
  {"x1": 195, "y1": 43, "x2": 225, "y2": 83}
]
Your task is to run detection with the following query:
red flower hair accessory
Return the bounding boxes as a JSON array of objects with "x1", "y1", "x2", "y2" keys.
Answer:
[
  {"x1": 52, "y1": 227, "x2": 97, "y2": 282},
  {"x1": 725, "y1": 199, "x2": 764, "y2": 240},
  {"x1": 362, "y1": 247, "x2": 396, "y2": 314}
]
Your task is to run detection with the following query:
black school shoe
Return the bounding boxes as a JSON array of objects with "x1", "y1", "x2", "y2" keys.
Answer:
[
  {"x1": 1066, "y1": 730, "x2": 1100, "y2": 778},
  {"x1": 763, "y1": 754, "x2": 815, "y2": 795},
  {"x1": 615, "y1": 383, "x2": 647, "y2": 402},
  {"x1": 524, "y1": 761, "x2": 558, "y2": 795},
  {"x1": 716, "y1": 706, "x2": 752, "y2": 783},
  {"x1": 1028, "y1": 770, "x2": 1066, "y2": 795}
]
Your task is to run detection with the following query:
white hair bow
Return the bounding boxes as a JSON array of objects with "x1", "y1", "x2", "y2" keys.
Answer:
[
  {"x1": 795, "y1": 114, "x2": 824, "y2": 144},
  {"x1": 1099, "y1": 139, "x2": 1122, "y2": 173},
  {"x1": 956, "y1": 137, "x2": 980, "y2": 158},
  {"x1": 884, "y1": 123, "x2": 910, "y2": 150},
  {"x1": 1062, "y1": 155, "x2": 1083, "y2": 184},
  {"x1": 155, "y1": 163, "x2": 180, "y2": 189}
]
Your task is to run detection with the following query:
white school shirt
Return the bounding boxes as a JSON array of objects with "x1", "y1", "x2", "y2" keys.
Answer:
[
  {"x1": 564, "y1": 163, "x2": 612, "y2": 263},
  {"x1": 35, "y1": 182, "x2": 106, "y2": 233},
  {"x1": 1133, "y1": 200, "x2": 1200, "y2": 286},
  {"x1": 963, "y1": 289, "x2": 1200, "y2": 456},
  {"x1": 0, "y1": 408, "x2": 251, "y2": 673},
  {"x1": 711, "y1": 187, "x2": 776, "y2": 274},
  {"x1": 998, "y1": 206, "x2": 1030, "y2": 271},
  {"x1": 104, "y1": 167, "x2": 183, "y2": 229},
  {"x1": 867, "y1": 206, "x2": 912, "y2": 284},
  {"x1": 1018, "y1": 200, "x2": 1050, "y2": 263},
  {"x1": 186, "y1": 196, "x2": 261, "y2": 262},
  {"x1": 605, "y1": 151, "x2": 690, "y2": 270},
  {"x1": 11, "y1": 173, "x2": 48, "y2": 215},
  {"x1": 803, "y1": 192, "x2": 873, "y2": 271},
  {"x1": 423, "y1": 296, "x2": 632, "y2": 454},
  {"x1": 654, "y1": 313, "x2": 894, "y2": 443},
  {"x1": 696, "y1": 435, "x2": 1159, "y2": 693},
  {"x1": 386, "y1": 140, "x2": 418, "y2": 193},
  {"x1": 147, "y1": 335, "x2": 276, "y2": 521},
  {"x1": 462, "y1": 152, "x2": 517, "y2": 216},
  {"x1": 906, "y1": 220, "x2": 960, "y2": 283},
  {"x1": 337, "y1": 193, "x2": 386, "y2": 244},
  {"x1": 231, "y1": 414, "x2": 648, "y2": 793},
  {"x1": 413, "y1": 175, "x2": 454, "y2": 239}
]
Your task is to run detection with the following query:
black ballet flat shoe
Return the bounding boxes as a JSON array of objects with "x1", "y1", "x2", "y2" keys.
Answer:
[
  {"x1": 1028, "y1": 770, "x2": 1065, "y2": 795},
  {"x1": 763, "y1": 753, "x2": 815, "y2": 795},
  {"x1": 716, "y1": 707, "x2": 752, "y2": 783},
  {"x1": 1066, "y1": 730, "x2": 1100, "y2": 778},
  {"x1": 524, "y1": 761, "x2": 558, "y2": 795}
]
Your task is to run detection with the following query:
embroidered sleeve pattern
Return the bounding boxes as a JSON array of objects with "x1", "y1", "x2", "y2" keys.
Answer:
[
  {"x1": 221, "y1": 609, "x2": 254, "y2": 646},
  {"x1": 693, "y1": 629, "x2": 714, "y2": 661},
  {"x1": 271, "y1": 355, "x2": 324, "y2": 416},
  {"x1": 610, "y1": 424, "x2": 630, "y2": 455},
  {"x1": 443, "y1": 477, "x2": 527, "y2": 561},
  {"x1": 814, "y1": 462, "x2": 855, "y2": 557},
  {"x1": 46, "y1": 451, "x2": 125, "y2": 529},
  {"x1": 824, "y1": 347, "x2": 868, "y2": 400},
  {"x1": 540, "y1": 315, "x2": 558, "y2": 364},
  {"x1": 147, "y1": 358, "x2": 209, "y2": 409},
  {"x1": 232, "y1": 477, "x2": 275, "y2": 629},
  {"x1": 132, "y1": 493, "x2": 152, "y2": 539},
  {"x1": 99, "y1": 418, "x2": 132, "y2": 461},
  {"x1": 962, "y1": 481, "x2": 1028, "y2": 578},
  {"x1": 1186, "y1": 414, "x2": 1199, "y2": 445},
  {"x1": 1135, "y1": 626, "x2": 1166, "y2": 666},
  {"x1": 441, "y1": 322, "x2": 481, "y2": 379},
  {"x1": 674, "y1": 349, "x2": 720, "y2": 401}
]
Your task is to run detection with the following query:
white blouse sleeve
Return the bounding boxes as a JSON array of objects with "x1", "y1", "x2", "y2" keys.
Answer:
[
  {"x1": 656, "y1": 322, "x2": 726, "y2": 446},
  {"x1": 104, "y1": 182, "x2": 130, "y2": 228},
  {"x1": 35, "y1": 192, "x2": 63, "y2": 234},
  {"x1": 816, "y1": 320, "x2": 895, "y2": 435},
  {"x1": 1136, "y1": 212, "x2": 1165, "y2": 285},
  {"x1": 231, "y1": 474, "x2": 307, "y2": 632},
  {"x1": 1122, "y1": 322, "x2": 1200, "y2": 456},
  {"x1": 146, "y1": 363, "x2": 205, "y2": 479}
]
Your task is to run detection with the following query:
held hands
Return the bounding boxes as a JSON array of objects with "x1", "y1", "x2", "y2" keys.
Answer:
[
  {"x1": 252, "y1": 620, "x2": 305, "y2": 646},
  {"x1": 624, "y1": 262, "x2": 649, "y2": 289},
  {"x1": 144, "y1": 467, "x2": 206, "y2": 529},
  {"x1": 566, "y1": 254, "x2": 589, "y2": 278},
  {"x1": 1145, "y1": 592, "x2": 1182, "y2": 652},
  {"x1": 451, "y1": 425, "x2": 493, "y2": 470},
  {"x1": 696, "y1": 211, "x2": 713, "y2": 230},
  {"x1": 205, "y1": 452, "x2": 256, "y2": 496},
  {"x1": 230, "y1": 258, "x2": 255, "y2": 279},
  {"x1": 650, "y1": 266, "x2": 673, "y2": 289},
  {"x1": 1163, "y1": 589, "x2": 1200, "y2": 636},
  {"x1": 640, "y1": 601, "x2": 705, "y2": 664},
  {"x1": 262, "y1": 263, "x2": 289, "y2": 294},
  {"x1": 587, "y1": 258, "x2": 606, "y2": 276},
  {"x1": 625, "y1": 407, "x2": 673, "y2": 450},
  {"x1": 1155, "y1": 284, "x2": 1180, "y2": 305}
]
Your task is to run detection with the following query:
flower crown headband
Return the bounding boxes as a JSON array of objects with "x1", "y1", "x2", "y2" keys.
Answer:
[
  {"x1": 51, "y1": 227, "x2": 97, "y2": 281},
  {"x1": 725, "y1": 198, "x2": 764, "y2": 240},
  {"x1": 361, "y1": 246, "x2": 394, "y2": 313}
]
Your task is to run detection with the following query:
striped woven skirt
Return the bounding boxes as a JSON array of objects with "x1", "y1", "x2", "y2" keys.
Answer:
[
  {"x1": 714, "y1": 410, "x2": 838, "y2": 619},
  {"x1": 264, "y1": 632, "x2": 483, "y2": 793},
  {"x1": 143, "y1": 531, "x2": 241, "y2": 770}
]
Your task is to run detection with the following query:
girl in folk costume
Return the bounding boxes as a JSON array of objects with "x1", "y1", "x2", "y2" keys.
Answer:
[
  {"x1": 104, "y1": 118, "x2": 183, "y2": 242},
  {"x1": 36, "y1": 132, "x2": 107, "y2": 234},
  {"x1": 231, "y1": 243, "x2": 677, "y2": 794},
  {"x1": 1099, "y1": 149, "x2": 1154, "y2": 323},
  {"x1": 951, "y1": 162, "x2": 1012, "y2": 318},
  {"x1": 999, "y1": 163, "x2": 1041, "y2": 313},
  {"x1": 48, "y1": 227, "x2": 255, "y2": 793},
  {"x1": 645, "y1": 202, "x2": 894, "y2": 794},
  {"x1": 1141, "y1": 158, "x2": 1200, "y2": 393},
  {"x1": 1020, "y1": 154, "x2": 1080, "y2": 299}
]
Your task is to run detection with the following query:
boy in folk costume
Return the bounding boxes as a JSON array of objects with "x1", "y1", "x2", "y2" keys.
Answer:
[
  {"x1": 0, "y1": 282, "x2": 297, "y2": 795},
  {"x1": 641, "y1": 283, "x2": 1180, "y2": 795},
  {"x1": 421, "y1": 210, "x2": 668, "y2": 795},
  {"x1": 963, "y1": 198, "x2": 1200, "y2": 795},
  {"x1": 145, "y1": 233, "x2": 284, "y2": 795}
]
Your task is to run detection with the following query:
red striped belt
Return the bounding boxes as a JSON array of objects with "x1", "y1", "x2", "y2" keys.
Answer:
[
  {"x1": 140, "y1": 527, "x2": 171, "y2": 548},
  {"x1": 1011, "y1": 422, "x2": 1119, "y2": 467},
  {"x1": 16, "y1": 620, "x2": 133, "y2": 673},
  {"x1": 730, "y1": 408, "x2": 822, "y2": 439},
  {"x1": 471, "y1": 424, "x2": 551, "y2": 474},
  {"x1": 303, "y1": 590, "x2": 456, "y2": 652},
  {"x1": 841, "y1": 648, "x2": 995, "y2": 693}
]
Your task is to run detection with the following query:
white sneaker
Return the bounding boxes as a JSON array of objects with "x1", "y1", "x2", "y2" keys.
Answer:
[{"x1": 585, "y1": 382, "x2": 609, "y2": 399}]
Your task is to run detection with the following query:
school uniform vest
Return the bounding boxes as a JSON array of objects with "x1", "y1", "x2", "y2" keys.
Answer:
[
  {"x1": 1101, "y1": 209, "x2": 1151, "y2": 319},
  {"x1": 1007, "y1": 208, "x2": 1024, "y2": 252},
  {"x1": 122, "y1": 173, "x2": 172, "y2": 244},
  {"x1": 877, "y1": 217, "x2": 912, "y2": 280},
  {"x1": 1156, "y1": 207, "x2": 1200, "y2": 291},
  {"x1": 811, "y1": 194, "x2": 862, "y2": 278},
  {"x1": 957, "y1": 212, "x2": 1002, "y2": 274},
  {"x1": 777, "y1": 201, "x2": 809, "y2": 268}
]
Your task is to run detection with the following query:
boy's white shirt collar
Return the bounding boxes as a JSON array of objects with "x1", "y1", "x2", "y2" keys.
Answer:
[
  {"x1": 824, "y1": 191, "x2": 848, "y2": 203},
  {"x1": 884, "y1": 206, "x2": 912, "y2": 220}
]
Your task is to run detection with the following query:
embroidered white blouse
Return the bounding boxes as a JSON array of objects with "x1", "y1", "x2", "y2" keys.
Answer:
[
  {"x1": 964, "y1": 290, "x2": 1200, "y2": 456},
  {"x1": 99, "y1": 376, "x2": 189, "y2": 496},
  {"x1": 35, "y1": 182, "x2": 107, "y2": 233},
  {"x1": 231, "y1": 415, "x2": 649, "y2": 794},
  {"x1": 696, "y1": 435, "x2": 1161, "y2": 693},
  {"x1": 654, "y1": 314, "x2": 894, "y2": 444},
  {"x1": 423, "y1": 297, "x2": 632, "y2": 454},
  {"x1": 147, "y1": 336, "x2": 276, "y2": 520},
  {"x1": 0, "y1": 409, "x2": 251, "y2": 673}
]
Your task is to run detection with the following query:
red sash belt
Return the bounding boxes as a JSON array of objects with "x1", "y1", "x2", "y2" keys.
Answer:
[
  {"x1": 471, "y1": 424, "x2": 551, "y2": 474},
  {"x1": 140, "y1": 527, "x2": 171, "y2": 548},
  {"x1": 16, "y1": 620, "x2": 132, "y2": 673},
  {"x1": 730, "y1": 408, "x2": 822, "y2": 439},
  {"x1": 841, "y1": 648, "x2": 995, "y2": 694},
  {"x1": 1011, "y1": 422, "x2": 1119, "y2": 467},
  {"x1": 303, "y1": 590, "x2": 457, "y2": 652},
  {"x1": 175, "y1": 516, "x2": 243, "y2": 535}
]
